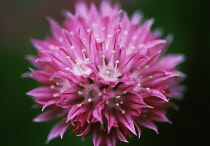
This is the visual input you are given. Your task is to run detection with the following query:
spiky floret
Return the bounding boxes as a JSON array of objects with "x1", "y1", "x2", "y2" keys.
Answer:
[{"x1": 27, "y1": 1, "x2": 184, "y2": 146}]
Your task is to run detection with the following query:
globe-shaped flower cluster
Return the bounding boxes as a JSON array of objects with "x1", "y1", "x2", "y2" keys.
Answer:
[{"x1": 27, "y1": 1, "x2": 184, "y2": 146}]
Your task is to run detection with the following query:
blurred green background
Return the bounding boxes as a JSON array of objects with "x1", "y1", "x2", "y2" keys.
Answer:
[{"x1": 1, "y1": 0, "x2": 210, "y2": 145}]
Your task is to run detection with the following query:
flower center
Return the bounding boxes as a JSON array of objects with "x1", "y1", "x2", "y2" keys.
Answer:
[
  {"x1": 76, "y1": 83, "x2": 103, "y2": 107},
  {"x1": 105, "y1": 93, "x2": 126, "y2": 115},
  {"x1": 65, "y1": 47, "x2": 92, "y2": 76},
  {"x1": 98, "y1": 53, "x2": 121, "y2": 82}
]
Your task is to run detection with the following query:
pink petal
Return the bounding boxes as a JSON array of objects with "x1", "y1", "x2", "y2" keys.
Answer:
[
  {"x1": 47, "y1": 17, "x2": 63, "y2": 39},
  {"x1": 115, "y1": 128, "x2": 128, "y2": 143},
  {"x1": 92, "y1": 131, "x2": 103, "y2": 146},
  {"x1": 47, "y1": 119, "x2": 70, "y2": 143},
  {"x1": 150, "y1": 89, "x2": 168, "y2": 102},
  {"x1": 160, "y1": 55, "x2": 185, "y2": 70},
  {"x1": 118, "y1": 114, "x2": 136, "y2": 135},
  {"x1": 34, "y1": 108, "x2": 63, "y2": 122},
  {"x1": 27, "y1": 87, "x2": 52, "y2": 98},
  {"x1": 138, "y1": 119, "x2": 158, "y2": 134}
]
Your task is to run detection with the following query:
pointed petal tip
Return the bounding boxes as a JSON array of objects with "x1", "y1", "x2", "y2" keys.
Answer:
[
  {"x1": 65, "y1": 118, "x2": 70, "y2": 123},
  {"x1": 26, "y1": 90, "x2": 32, "y2": 96},
  {"x1": 46, "y1": 134, "x2": 53, "y2": 144},
  {"x1": 42, "y1": 105, "x2": 47, "y2": 111},
  {"x1": 33, "y1": 117, "x2": 41, "y2": 123},
  {"x1": 45, "y1": 137, "x2": 52, "y2": 144},
  {"x1": 122, "y1": 138, "x2": 129, "y2": 143},
  {"x1": 153, "y1": 126, "x2": 159, "y2": 134},
  {"x1": 167, "y1": 120, "x2": 173, "y2": 124},
  {"x1": 30, "y1": 38, "x2": 36, "y2": 44},
  {"x1": 166, "y1": 34, "x2": 174, "y2": 43},
  {"x1": 60, "y1": 133, "x2": 64, "y2": 139},
  {"x1": 21, "y1": 72, "x2": 31, "y2": 78},
  {"x1": 61, "y1": 9, "x2": 70, "y2": 17},
  {"x1": 46, "y1": 16, "x2": 54, "y2": 23}
]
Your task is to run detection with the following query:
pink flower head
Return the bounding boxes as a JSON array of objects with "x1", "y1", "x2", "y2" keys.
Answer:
[{"x1": 27, "y1": 1, "x2": 184, "y2": 146}]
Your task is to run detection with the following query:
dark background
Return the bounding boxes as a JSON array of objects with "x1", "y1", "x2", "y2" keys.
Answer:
[{"x1": 1, "y1": 0, "x2": 210, "y2": 145}]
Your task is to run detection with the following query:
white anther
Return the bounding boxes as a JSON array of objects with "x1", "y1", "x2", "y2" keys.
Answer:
[
  {"x1": 79, "y1": 83, "x2": 83, "y2": 86},
  {"x1": 98, "y1": 93, "x2": 102, "y2": 96},
  {"x1": 123, "y1": 91, "x2": 127, "y2": 94},
  {"x1": 56, "y1": 82, "x2": 60, "y2": 85},
  {"x1": 116, "y1": 103, "x2": 119, "y2": 107},
  {"x1": 66, "y1": 56, "x2": 70, "y2": 59},
  {"x1": 55, "y1": 46, "x2": 60, "y2": 50},
  {"x1": 116, "y1": 96, "x2": 121, "y2": 99},
  {"x1": 146, "y1": 87, "x2": 150, "y2": 91},
  {"x1": 85, "y1": 58, "x2": 90, "y2": 61},
  {"x1": 58, "y1": 37, "x2": 64, "y2": 42},
  {"x1": 106, "y1": 101, "x2": 109, "y2": 104},
  {"x1": 92, "y1": 23, "x2": 97, "y2": 27},
  {"x1": 107, "y1": 34, "x2": 112, "y2": 38},
  {"x1": 106, "y1": 70, "x2": 111, "y2": 74},
  {"x1": 123, "y1": 30, "x2": 128, "y2": 35},
  {"x1": 131, "y1": 46, "x2": 135, "y2": 50},
  {"x1": 117, "y1": 73, "x2": 122, "y2": 77},
  {"x1": 149, "y1": 76, "x2": 153, "y2": 79},
  {"x1": 137, "y1": 83, "x2": 141, "y2": 87},
  {"x1": 77, "y1": 104, "x2": 82, "y2": 107},
  {"x1": 102, "y1": 55, "x2": 105, "y2": 58},
  {"x1": 53, "y1": 93, "x2": 58, "y2": 97},
  {"x1": 139, "y1": 44, "x2": 146, "y2": 48},
  {"x1": 137, "y1": 67, "x2": 141, "y2": 70},
  {"x1": 88, "y1": 98, "x2": 92, "y2": 102},
  {"x1": 102, "y1": 27, "x2": 106, "y2": 31},
  {"x1": 122, "y1": 110, "x2": 125, "y2": 114},
  {"x1": 144, "y1": 65, "x2": 149, "y2": 69},
  {"x1": 65, "y1": 67, "x2": 70, "y2": 71},
  {"x1": 133, "y1": 36, "x2": 137, "y2": 40},
  {"x1": 78, "y1": 91, "x2": 83, "y2": 95},
  {"x1": 120, "y1": 101, "x2": 124, "y2": 104},
  {"x1": 82, "y1": 49, "x2": 86, "y2": 53},
  {"x1": 50, "y1": 85, "x2": 55, "y2": 89},
  {"x1": 115, "y1": 60, "x2": 120, "y2": 64},
  {"x1": 90, "y1": 84, "x2": 94, "y2": 87},
  {"x1": 49, "y1": 44, "x2": 55, "y2": 49},
  {"x1": 97, "y1": 65, "x2": 101, "y2": 69},
  {"x1": 111, "y1": 50, "x2": 115, "y2": 54},
  {"x1": 86, "y1": 29, "x2": 91, "y2": 32},
  {"x1": 96, "y1": 38, "x2": 100, "y2": 41},
  {"x1": 71, "y1": 46, "x2": 75, "y2": 50}
]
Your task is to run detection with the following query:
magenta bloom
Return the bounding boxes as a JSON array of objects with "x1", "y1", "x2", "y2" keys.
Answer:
[{"x1": 27, "y1": 1, "x2": 184, "y2": 146}]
